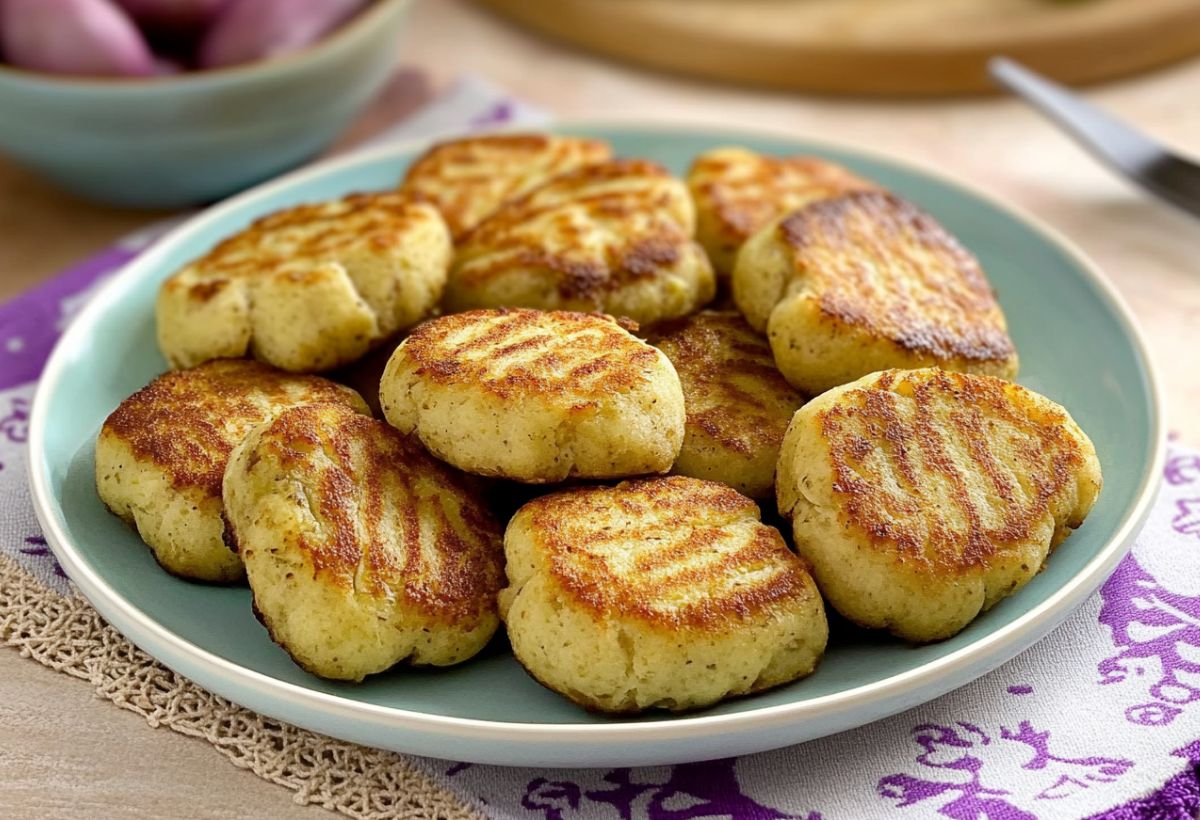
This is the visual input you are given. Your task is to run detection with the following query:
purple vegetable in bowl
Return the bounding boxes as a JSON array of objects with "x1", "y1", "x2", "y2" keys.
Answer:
[
  {"x1": 198, "y1": 0, "x2": 368, "y2": 69},
  {"x1": 0, "y1": 0, "x2": 156, "y2": 77},
  {"x1": 114, "y1": 0, "x2": 228, "y2": 30}
]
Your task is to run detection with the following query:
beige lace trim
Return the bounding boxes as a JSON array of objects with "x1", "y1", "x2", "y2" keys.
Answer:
[{"x1": 0, "y1": 555, "x2": 483, "y2": 820}]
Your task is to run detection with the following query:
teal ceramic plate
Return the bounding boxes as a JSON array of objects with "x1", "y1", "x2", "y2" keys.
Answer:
[{"x1": 28, "y1": 123, "x2": 1164, "y2": 767}]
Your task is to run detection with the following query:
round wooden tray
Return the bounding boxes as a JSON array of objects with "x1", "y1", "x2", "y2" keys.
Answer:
[{"x1": 475, "y1": 0, "x2": 1200, "y2": 96}]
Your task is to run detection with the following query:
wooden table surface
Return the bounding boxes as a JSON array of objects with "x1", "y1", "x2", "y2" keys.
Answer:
[{"x1": 1, "y1": 0, "x2": 1197, "y2": 816}]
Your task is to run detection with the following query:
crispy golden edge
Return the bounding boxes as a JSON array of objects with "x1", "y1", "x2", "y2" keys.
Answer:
[
  {"x1": 650, "y1": 311, "x2": 804, "y2": 458},
  {"x1": 516, "y1": 476, "x2": 819, "y2": 630},
  {"x1": 397, "y1": 308, "x2": 660, "y2": 400},
  {"x1": 815, "y1": 369, "x2": 1096, "y2": 572},
  {"x1": 99, "y1": 359, "x2": 365, "y2": 495},
  {"x1": 229, "y1": 403, "x2": 504, "y2": 622},
  {"x1": 777, "y1": 190, "x2": 1016, "y2": 364}
]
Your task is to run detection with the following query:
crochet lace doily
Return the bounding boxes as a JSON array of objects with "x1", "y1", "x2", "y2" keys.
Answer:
[{"x1": 0, "y1": 555, "x2": 480, "y2": 820}]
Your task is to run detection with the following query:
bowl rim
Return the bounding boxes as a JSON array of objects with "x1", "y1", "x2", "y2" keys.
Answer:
[
  {"x1": 0, "y1": 0, "x2": 409, "y2": 90},
  {"x1": 27, "y1": 118, "x2": 1166, "y2": 752}
]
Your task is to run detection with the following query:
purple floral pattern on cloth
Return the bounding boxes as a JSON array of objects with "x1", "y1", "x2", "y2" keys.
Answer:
[
  {"x1": 0, "y1": 395, "x2": 28, "y2": 444},
  {"x1": 0, "y1": 395, "x2": 28, "y2": 471},
  {"x1": 879, "y1": 719, "x2": 1133, "y2": 818},
  {"x1": 1087, "y1": 740, "x2": 1200, "y2": 819},
  {"x1": 1098, "y1": 443, "x2": 1200, "y2": 729},
  {"x1": 1164, "y1": 452, "x2": 1200, "y2": 487},
  {"x1": 1097, "y1": 555, "x2": 1200, "y2": 727},
  {"x1": 1173, "y1": 499, "x2": 1200, "y2": 538},
  {"x1": 520, "y1": 760, "x2": 813, "y2": 820},
  {"x1": 18, "y1": 535, "x2": 65, "y2": 579}
]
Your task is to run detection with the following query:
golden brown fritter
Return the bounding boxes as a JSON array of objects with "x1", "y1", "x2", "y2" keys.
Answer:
[
  {"x1": 499, "y1": 476, "x2": 827, "y2": 713},
  {"x1": 734, "y1": 190, "x2": 1019, "y2": 394},
  {"x1": 776, "y1": 368, "x2": 1102, "y2": 642},
  {"x1": 650, "y1": 311, "x2": 804, "y2": 499},
  {"x1": 399, "y1": 133, "x2": 612, "y2": 240},
  {"x1": 445, "y1": 159, "x2": 715, "y2": 326},
  {"x1": 223, "y1": 402, "x2": 505, "y2": 680},
  {"x1": 157, "y1": 192, "x2": 451, "y2": 372},
  {"x1": 379, "y1": 308, "x2": 685, "y2": 483},
  {"x1": 688, "y1": 146, "x2": 877, "y2": 276},
  {"x1": 95, "y1": 360, "x2": 368, "y2": 582}
]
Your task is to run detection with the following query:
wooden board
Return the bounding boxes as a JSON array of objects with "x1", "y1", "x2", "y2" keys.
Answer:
[{"x1": 474, "y1": 0, "x2": 1200, "y2": 96}]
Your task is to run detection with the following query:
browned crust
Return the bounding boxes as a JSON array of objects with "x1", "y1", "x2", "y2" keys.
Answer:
[
  {"x1": 507, "y1": 156, "x2": 670, "y2": 197},
  {"x1": 246, "y1": 403, "x2": 504, "y2": 624},
  {"x1": 462, "y1": 157, "x2": 674, "y2": 245},
  {"x1": 160, "y1": 192, "x2": 432, "y2": 293},
  {"x1": 452, "y1": 159, "x2": 701, "y2": 306},
  {"x1": 100, "y1": 359, "x2": 363, "y2": 495},
  {"x1": 778, "y1": 190, "x2": 1016, "y2": 364},
  {"x1": 407, "y1": 133, "x2": 562, "y2": 169},
  {"x1": 650, "y1": 311, "x2": 803, "y2": 458},
  {"x1": 399, "y1": 308, "x2": 660, "y2": 401},
  {"x1": 518, "y1": 476, "x2": 818, "y2": 630},
  {"x1": 819, "y1": 369, "x2": 1088, "y2": 572},
  {"x1": 400, "y1": 133, "x2": 612, "y2": 239},
  {"x1": 690, "y1": 151, "x2": 877, "y2": 246}
]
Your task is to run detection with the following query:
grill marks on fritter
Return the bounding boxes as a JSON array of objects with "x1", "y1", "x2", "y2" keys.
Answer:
[
  {"x1": 453, "y1": 160, "x2": 697, "y2": 301},
  {"x1": 820, "y1": 370, "x2": 1085, "y2": 571},
  {"x1": 523, "y1": 478, "x2": 814, "y2": 628},
  {"x1": 778, "y1": 190, "x2": 1015, "y2": 364},
  {"x1": 691, "y1": 150, "x2": 877, "y2": 244},
  {"x1": 257, "y1": 405, "x2": 502, "y2": 621},
  {"x1": 402, "y1": 309, "x2": 659, "y2": 401},
  {"x1": 168, "y1": 193, "x2": 428, "y2": 289},
  {"x1": 651, "y1": 312, "x2": 803, "y2": 457},
  {"x1": 102, "y1": 360, "x2": 358, "y2": 494},
  {"x1": 400, "y1": 134, "x2": 612, "y2": 239}
]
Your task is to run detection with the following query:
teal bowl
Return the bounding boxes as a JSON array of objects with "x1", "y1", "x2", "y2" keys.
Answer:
[{"x1": 0, "y1": 0, "x2": 410, "y2": 208}]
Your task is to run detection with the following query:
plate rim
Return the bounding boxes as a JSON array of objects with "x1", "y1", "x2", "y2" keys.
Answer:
[{"x1": 27, "y1": 119, "x2": 1166, "y2": 754}]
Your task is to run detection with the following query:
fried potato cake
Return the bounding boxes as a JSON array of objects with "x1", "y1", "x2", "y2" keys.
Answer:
[
  {"x1": 688, "y1": 146, "x2": 877, "y2": 277},
  {"x1": 95, "y1": 360, "x2": 368, "y2": 583},
  {"x1": 379, "y1": 308, "x2": 685, "y2": 483},
  {"x1": 776, "y1": 368, "x2": 1102, "y2": 642},
  {"x1": 733, "y1": 190, "x2": 1019, "y2": 394},
  {"x1": 445, "y1": 159, "x2": 715, "y2": 326},
  {"x1": 223, "y1": 402, "x2": 504, "y2": 681},
  {"x1": 650, "y1": 311, "x2": 804, "y2": 499},
  {"x1": 399, "y1": 133, "x2": 612, "y2": 240},
  {"x1": 157, "y1": 192, "x2": 451, "y2": 373},
  {"x1": 499, "y1": 476, "x2": 827, "y2": 713}
]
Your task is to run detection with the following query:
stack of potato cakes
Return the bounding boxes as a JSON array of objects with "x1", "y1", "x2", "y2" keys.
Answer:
[{"x1": 95, "y1": 133, "x2": 1101, "y2": 714}]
